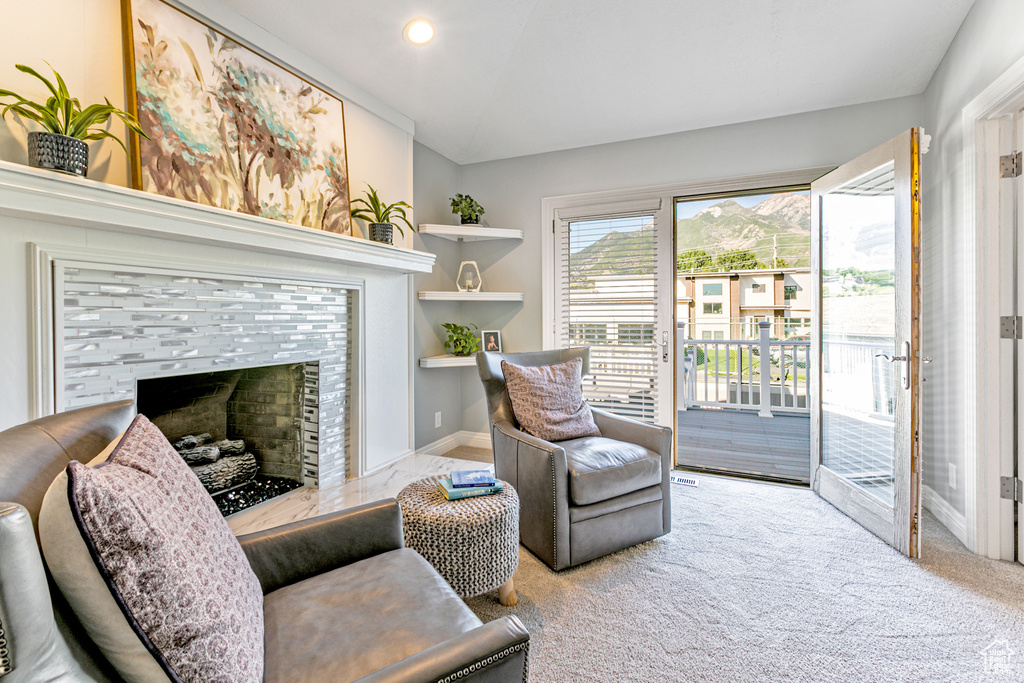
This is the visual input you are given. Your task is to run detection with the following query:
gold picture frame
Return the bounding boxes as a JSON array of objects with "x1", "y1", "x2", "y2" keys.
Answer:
[{"x1": 121, "y1": 0, "x2": 351, "y2": 235}]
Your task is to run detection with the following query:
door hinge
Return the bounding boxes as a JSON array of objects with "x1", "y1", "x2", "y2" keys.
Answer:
[
  {"x1": 1000, "y1": 151, "x2": 1022, "y2": 178},
  {"x1": 1000, "y1": 315, "x2": 1023, "y2": 339},
  {"x1": 1001, "y1": 476, "x2": 1024, "y2": 502}
]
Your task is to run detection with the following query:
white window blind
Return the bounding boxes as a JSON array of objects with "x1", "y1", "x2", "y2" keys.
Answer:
[{"x1": 556, "y1": 213, "x2": 660, "y2": 423}]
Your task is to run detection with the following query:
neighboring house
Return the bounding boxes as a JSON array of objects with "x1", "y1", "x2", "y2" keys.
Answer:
[{"x1": 678, "y1": 268, "x2": 811, "y2": 340}]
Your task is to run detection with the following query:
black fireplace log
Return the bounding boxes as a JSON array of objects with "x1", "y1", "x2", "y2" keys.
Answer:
[
  {"x1": 178, "y1": 445, "x2": 220, "y2": 465},
  {"x1": 191, "y1": 452, "x2": 258, "y2": 493},
  {"x1": 211, "y1": 439, "x2": 246, "y2": 456},
  {"x1": 173, "y1": 432, "x2": 213, "y2": 450}
]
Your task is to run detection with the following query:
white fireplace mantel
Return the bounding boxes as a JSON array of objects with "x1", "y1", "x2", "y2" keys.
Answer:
[{"x1": 0, "y1": 160, "x2": 435, "y2": 275}]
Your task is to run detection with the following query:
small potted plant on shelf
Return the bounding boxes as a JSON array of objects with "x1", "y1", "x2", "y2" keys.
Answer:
[
  {"x1": 442, "y1": 322, "x2": 480, "y2": 356},
  {"x1": 0, "y1": 62, "x2": 148, "y2": 177},
  {"x1": 450, "y1": 193, "x2": 485, "y2": 224},
  {"x1": 349, "y1": 183, "x2": 415, "y2": 245}
]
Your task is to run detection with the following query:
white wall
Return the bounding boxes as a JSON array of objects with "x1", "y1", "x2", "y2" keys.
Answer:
[
  {"x1": 0, "y1": 0, "x2": 419, "y2": 467},
  {"x1": 920, "y1": 0, "x2": 1024, "y2": 533},
  {"x1": 451, "y1": 96, "x2": 923, "y2": 433},
  {"x1": 0, "y1": 0, "x2": 412, "y2": 229}
]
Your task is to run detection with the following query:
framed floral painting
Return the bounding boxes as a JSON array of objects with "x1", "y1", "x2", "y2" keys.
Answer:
[{"x1": 121, "y1": 0, "x2": 351, "y2": 235}]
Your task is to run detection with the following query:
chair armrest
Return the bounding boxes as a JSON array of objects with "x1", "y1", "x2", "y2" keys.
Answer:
[
  {"x1": 237, "y1": 498, "x2": 404, "y2": 594},
  {"x1": 354, "y1": 615, "x2": 529, "y2": 683},
  {"x1": 590, "y1": 407, "x2": 673, "y2": 456},
  {"x1": 491, "y1": 420, "x2": 572, "y2": 570},
  {"x1": 0, "y1": 503, "x2": 101, "y2": 682},
  {"x1": 492, "y1": 419, "x2": 561, "y2": 454}
]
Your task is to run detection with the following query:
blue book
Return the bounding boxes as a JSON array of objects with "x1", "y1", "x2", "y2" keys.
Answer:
[
  {"x1": 438, "y1": 477, "x2": 502, "y2": 500},
  {"x1": 451, "y1": 469, "x2": 497, "y2": 488}
]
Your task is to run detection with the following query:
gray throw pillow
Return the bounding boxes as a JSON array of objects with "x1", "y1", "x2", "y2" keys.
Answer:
[
  {"x1": 40, "y1": 414, "x2": 264, "y2": 683},
  {"x1": 501, "y1": 357, "x2": 601, "y2": 441}
]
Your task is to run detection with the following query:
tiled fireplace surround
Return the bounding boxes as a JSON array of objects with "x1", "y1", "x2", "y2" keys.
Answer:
[
  {"x1": 60, "y1": 265, "x2": 353, "y2": 486},
  {"x1": 0, "y1": 160, "x2": 434, "y2": 491}
]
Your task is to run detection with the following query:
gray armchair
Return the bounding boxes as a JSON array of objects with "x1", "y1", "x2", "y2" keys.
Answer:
[
  {"x1": 0, "y1": 401, "x2": 528, "y2": 682},
  {"x1": 477, "y1": 348, "x2": 672, "y2": 571}
]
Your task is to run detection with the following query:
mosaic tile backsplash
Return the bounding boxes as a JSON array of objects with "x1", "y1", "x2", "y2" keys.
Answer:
[{"x1": 60, "y1": 266, "x2": 354, "y2": 486}]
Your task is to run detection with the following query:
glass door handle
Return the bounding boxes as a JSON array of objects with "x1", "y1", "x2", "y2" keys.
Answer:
[{"x1": 874, "y1": 354, "x2": 908, "y2": 362}]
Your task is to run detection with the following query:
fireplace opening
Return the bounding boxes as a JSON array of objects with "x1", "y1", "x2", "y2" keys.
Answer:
[{"x1": 136, "y1": 362, "x2": 319, "y2": 516}]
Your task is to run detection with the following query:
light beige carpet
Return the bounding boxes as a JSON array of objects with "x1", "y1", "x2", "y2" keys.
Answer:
[
  {"x1": 465, "y1": 475, "x2": 1024, "y2": 682},
  {"x1": 441, "y1": 446, "x2": 493, "y2": 464}
]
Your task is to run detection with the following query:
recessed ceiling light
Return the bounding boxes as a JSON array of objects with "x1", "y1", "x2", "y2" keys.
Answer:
[{"x1": 404, "y1": 18, "x2": 434, "y2": 45}]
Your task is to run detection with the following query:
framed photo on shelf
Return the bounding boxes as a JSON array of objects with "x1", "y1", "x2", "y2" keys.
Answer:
[
  {"x1": 121, "y1": 0, "x2": 352, "y2": 235},
  {"x1": 481, "y1": 330, "x2": 502, "y2": 353}
]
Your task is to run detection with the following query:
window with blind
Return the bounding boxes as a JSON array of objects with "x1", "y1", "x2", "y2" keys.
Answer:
[{"x1": 556, "y1": 213, "x2": 660, "y2": 423}]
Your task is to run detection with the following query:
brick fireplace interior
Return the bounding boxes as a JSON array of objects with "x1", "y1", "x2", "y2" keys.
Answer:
[{"x1": 136, "y1": 362, "x2": 319, "y2": 515}]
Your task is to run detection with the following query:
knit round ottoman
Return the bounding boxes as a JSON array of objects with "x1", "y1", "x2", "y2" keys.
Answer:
[{"x1": 397, "y1": 475, "x2": 520, "y2": 606}]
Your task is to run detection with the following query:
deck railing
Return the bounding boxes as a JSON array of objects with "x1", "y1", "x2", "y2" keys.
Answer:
[{"x1": 679, "y1": 321, "x2": 810, "y2": 416}]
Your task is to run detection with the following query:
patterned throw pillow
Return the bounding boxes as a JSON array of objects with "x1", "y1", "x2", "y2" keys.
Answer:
[
  {"x1": 501, "y1": 357, "x2": 601, "y2": 441},
  {"x1": 40, "y1": 415, "x2": 264, "y2": 683}
]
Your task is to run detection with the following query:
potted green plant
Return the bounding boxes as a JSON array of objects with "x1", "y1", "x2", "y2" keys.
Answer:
[
  {"x1": 442, "y1": 322, "x2": 480, "y2": 356},
  {"x1": 349, "y1": 183, "x2": 415, "y2": 245},
  {"x1": 0, "y1": 63, "x2": 147, "y2": 177},
  {"x1": 449, "y1": 193, "x2": 485, "y2": 224}
]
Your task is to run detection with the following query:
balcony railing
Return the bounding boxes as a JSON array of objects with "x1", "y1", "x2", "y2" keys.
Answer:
[{"x1": 679, "y1": 321, "x2": 810, "y2": 416}]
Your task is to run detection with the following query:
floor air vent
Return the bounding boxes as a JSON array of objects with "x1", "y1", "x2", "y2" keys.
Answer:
[{"x1": 670, "y1": 473, "x2": 699, "y2": 487}]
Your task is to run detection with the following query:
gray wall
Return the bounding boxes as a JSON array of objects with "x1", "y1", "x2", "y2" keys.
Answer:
[
  {"x1": 448, "y1": 97, "x2": 923, "y2": 435},
  {"x1": 412, "y1": 142, "x2": 463, "y2": 447},
  {"x1": 920, "y1": 0, "x2": 1024, "y2": 520}
]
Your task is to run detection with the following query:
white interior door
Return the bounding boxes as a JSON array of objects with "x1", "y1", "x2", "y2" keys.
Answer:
[
  {"x1": 553, "y1": 201, "x2": 675, "y2": 428},
  {"x1": 810, "y1": 129, "x2": 923, "y2": 558},
  {"x1": 1014, "y1": 110, "x2": 1024, "y2": 566}
]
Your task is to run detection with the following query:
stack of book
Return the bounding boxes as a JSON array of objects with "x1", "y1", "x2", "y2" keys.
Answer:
[{"x1": 438, "y1": 470, "x2": 502, "y2": 500}]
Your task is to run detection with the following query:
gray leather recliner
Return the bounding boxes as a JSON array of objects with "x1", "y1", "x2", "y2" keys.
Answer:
[
  {"x1": 0, "y1": 401, "x2": 529, "y2": 682},
  {"x1": 477, "y1": 348, "x2": 672, "y2": 571}
]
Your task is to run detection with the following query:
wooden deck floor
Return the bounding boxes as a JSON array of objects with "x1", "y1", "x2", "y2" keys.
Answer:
[{"x1": 676, "y1": 408, "x2": 811, "y2": 484}]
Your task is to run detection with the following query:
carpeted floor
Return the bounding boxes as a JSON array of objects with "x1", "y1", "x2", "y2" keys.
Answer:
[
  {"x1": 465, "y1": 475, "x2": 1024, "y2": 682},
  {"x1": 442, "y1": 446, "x2": 493, "y2": 464}
]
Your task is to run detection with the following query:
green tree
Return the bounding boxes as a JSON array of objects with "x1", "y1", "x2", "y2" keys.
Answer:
[
  {"x1": 715, "y1": 249, "x2": 763, "y2": 271},
  {"x1": 677, "y1": 248, "x2": 712, "y2": 272}
]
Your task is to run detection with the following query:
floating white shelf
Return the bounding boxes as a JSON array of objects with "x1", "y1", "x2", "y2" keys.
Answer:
[
  {"x1": 419, "y1": 354, "x2": 478, "y2": 369},
  {"x1": 418, "y1": 291, "x2": 524, "y2": 302},
  {"x1": 418, "y1": 224, "x2": 524, "y2": 242}
]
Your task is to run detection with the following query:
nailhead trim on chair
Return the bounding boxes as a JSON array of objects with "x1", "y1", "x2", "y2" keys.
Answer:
[
  {"x1": 550, "y1": 451, "x2": 558, "y2": 568},
  {"x1": 0, "y1": 620, "x2": 11, "y2": 676},
  {"x1": 434, "y1": 642, "x2": 529, "y2": 683}
]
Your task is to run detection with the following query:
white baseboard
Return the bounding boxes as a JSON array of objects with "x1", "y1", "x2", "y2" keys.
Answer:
[
  {"x1": 923, "y1": 484, "x2": 969, "y2": 546},
  {"x1": 418, "y1": 430, "x2": 491, "y2": 457}
]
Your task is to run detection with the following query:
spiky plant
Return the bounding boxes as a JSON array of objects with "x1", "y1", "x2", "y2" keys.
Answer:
[
  {"x1": 0, "y1": 63, "x2": 148, "y2": 153},
  {"x1": 349, "y1": 183, "x2": 415, "y2": 236}
]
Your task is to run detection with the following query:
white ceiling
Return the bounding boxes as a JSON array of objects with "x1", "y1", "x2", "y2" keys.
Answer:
[{"x1": 218, "y1": 0, "x2": 975, "y2": 165}]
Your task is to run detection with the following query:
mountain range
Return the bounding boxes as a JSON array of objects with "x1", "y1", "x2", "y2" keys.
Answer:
[
  {"x1": 568, "y1": 193, "x2": 811, "y2": 277},
  {"x1": 676, "y1": 194, "x2": 811, "y2": 268}
]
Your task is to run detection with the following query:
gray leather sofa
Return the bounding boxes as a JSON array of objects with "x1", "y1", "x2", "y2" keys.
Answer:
[
  {"x1": 0, "y1": 401, "x2": 529, "y2": 682},
  {"x1": 478, "y1": 348, "x2": 672, "y2": 571}
]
